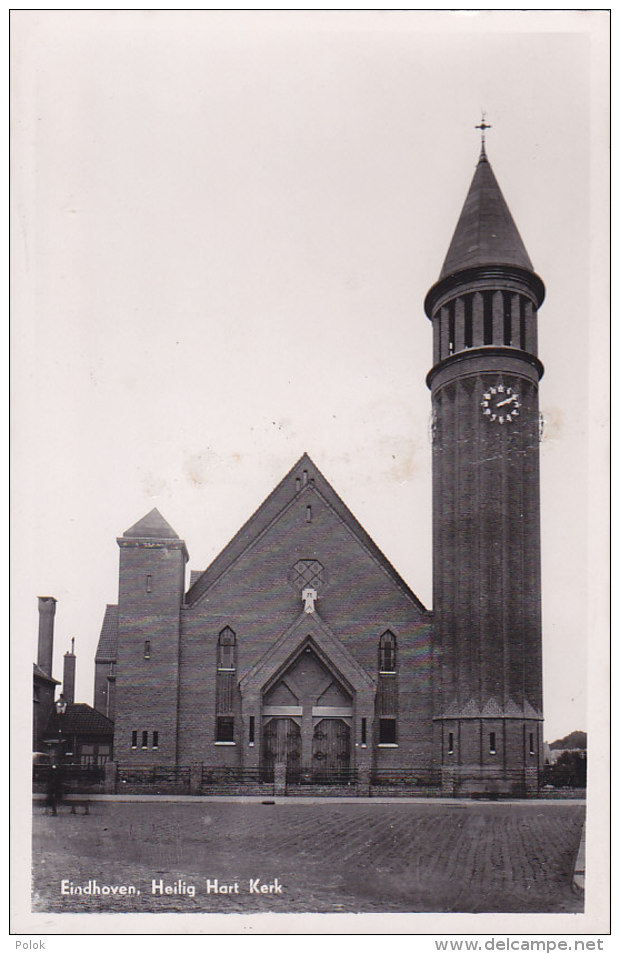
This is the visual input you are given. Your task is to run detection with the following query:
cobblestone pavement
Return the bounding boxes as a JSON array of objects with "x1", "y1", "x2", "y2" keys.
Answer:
[{"x1": 32, "y1": 800, "x2": 584, "y2": 914}]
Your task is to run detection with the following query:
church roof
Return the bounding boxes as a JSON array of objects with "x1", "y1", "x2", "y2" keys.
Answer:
[
  {"x1": 45, "y1": 702, "x2": 114, "y2": 738},
  {"x1": 186, "y1": 453, "x2": 427, "y2": 612},
  {"x1": 33, "y1": 662, "x2": 60, "y2": 685},
  {"x1": 122, "y1": 508, "x2": 180, "y2": 540},
  {"x1": 95, "y1": 604, "x2": 118, "y2": 662},
  {"x1": 439, "y1": 150, "x2": 534, "y2": 279}
]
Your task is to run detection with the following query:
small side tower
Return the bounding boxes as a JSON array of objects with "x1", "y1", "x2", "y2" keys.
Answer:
[
  {"x1": 425, "y1": 133, "x2": 545, "y2": 796},
  {"x1": 113, "y1": 508, "x2": 188, "y2": 764}
]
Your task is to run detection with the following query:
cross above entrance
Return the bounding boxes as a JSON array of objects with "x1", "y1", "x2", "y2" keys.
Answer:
[{"x1": 302, "y1": 587, "x2": 317, "y2": 614}]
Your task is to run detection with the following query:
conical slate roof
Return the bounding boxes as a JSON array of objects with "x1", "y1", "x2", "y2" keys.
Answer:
[
  {"x1": 123, "y1": 507, "x2": 179, "y2": 539},
  {"x1": 439, "y1": 151, "x2": 534, "y2": 279}
]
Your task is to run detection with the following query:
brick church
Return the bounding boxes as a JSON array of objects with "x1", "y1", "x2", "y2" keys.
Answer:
[{"x1": 92, "y1": 140, "x2": 546, "y2": 795}]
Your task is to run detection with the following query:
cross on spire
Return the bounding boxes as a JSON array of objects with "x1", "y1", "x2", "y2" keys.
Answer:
[{"x1": 475, "y1": 112, "x2": 492, "y2": 158}]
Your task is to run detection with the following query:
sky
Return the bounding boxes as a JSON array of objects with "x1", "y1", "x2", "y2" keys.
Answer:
[{"x1": 12, "y1": 10, "x2": 609, "y2": 744}]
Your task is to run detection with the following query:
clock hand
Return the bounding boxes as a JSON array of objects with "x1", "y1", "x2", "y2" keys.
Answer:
[{"x1": 496, "y1": 394, "x2": 517, "y2": 407}]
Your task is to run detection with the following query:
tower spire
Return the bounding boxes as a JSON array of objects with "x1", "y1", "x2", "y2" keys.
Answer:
[{"x1": 475, "y1": 111, "x2": 492, "y2": 161}]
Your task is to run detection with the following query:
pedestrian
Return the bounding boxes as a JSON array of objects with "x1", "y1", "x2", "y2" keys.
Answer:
[{"x1": 46, "y1": 762, "x2": 63, "y2": 815}]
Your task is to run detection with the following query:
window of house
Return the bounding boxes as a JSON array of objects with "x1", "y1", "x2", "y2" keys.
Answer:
[
  {"x1": 529, "y1": 732, "x2": 535, "y2": 756},
  {"x1": 131, "y1": 731, "x2": 137, "y2": 749},
  {"x1": 361, "y1": 718, "x2": 367, "y2": 746},
  {"x1": 141, "y1": 731, "x2": 148, "y2": 749},
  {"x1": 216, "y1": 716, "x2": 234, "y2": 743},
  {"x1": 146, "y1": 574, "x2": 152, "y2": 593},
  {"x1": 448, "y1": 731, "x2": 454, "y2": 754},
  {"x1": 249, "y1": 716, "x2": 255, "y2": 745},
  {"x1": 379, "y1": 631, "x2": 397, "y2": 672},
  {"x1": 144, "y1": 640, "x2": 151, "y2": 659},
  {"x1": 379, "y1": 718, "x2": 397, "y2": 745},
  {"x1": 489, "y1": 732, "x2": 496, "y2": 754},
  {"x1": 152, "y1": 731, "x2": 159, "y2": 749},
  {"x1": 217, "y1": 627, "x2": 236, "y2": 670}
]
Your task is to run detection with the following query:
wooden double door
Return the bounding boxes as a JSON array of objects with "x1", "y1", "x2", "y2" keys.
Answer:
[{"x1": 262, "y1": 716, "x2": 351, "y2": 781}]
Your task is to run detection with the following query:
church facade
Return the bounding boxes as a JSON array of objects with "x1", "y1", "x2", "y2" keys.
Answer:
[{"x1": 93, "y1": 143, "x2": 546, "y2": 795}]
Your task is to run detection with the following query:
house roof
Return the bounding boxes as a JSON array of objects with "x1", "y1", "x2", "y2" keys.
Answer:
[
  {"x1": 439, "y1": 150, "x2": 534, "y2": 280},
  {"x1": 45, "y1": 702, "x2": 114, "y2": 738},
  {"x1": 122, "y1": 507, "x2": 180, "y2": 539},
  {"x1": 33, "y1": 663, "x2": 60, "y2": 685},
  {"x1": 95, "y1": 604, "x2": 118, "y2": 662},
  {"x1": 186, "y1": 452, "x2": 427, "y2": 612}
]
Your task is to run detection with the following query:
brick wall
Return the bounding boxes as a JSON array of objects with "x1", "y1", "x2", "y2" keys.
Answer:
[
  {"x1": 114, "y1": 539, "x2": 186, "y2": 764},
  {"x1": 177, "y1": 488, "x2": 433, "y2": 769}
]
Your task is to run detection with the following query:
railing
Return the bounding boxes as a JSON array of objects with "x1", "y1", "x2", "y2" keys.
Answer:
[
  {"x1": 285, "y1": 765, "x2": 359, "y2": 786},
  {"x1": 371, "y1": 768, "x2": 442, "y2": 792},
  {"x1": 33, "y1": 762, "x2": 107, "y2": 793},
  {"x1": 33, "y1": 761, "x2": 578, "y2": 798},
  {"x1": 201, "y1": 766, "x2": 273, "y2": 794},
  {"x1": 116, "y1": 764, "x2": 191, "y2": 792}
]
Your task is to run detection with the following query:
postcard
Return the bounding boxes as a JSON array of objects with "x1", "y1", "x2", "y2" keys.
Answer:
[{"x1": 10, "y1": 9, "x2": 610, "y2": 938}]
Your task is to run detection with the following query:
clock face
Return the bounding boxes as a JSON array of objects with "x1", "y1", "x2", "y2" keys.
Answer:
[{"x1": 480, "y1": 385, "x2": 521, "y2": 424}]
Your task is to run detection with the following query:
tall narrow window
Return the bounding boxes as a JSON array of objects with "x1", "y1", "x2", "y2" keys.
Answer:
[
  {"x1": 529, "y1": 732, "x2": 535, "y2": 756},
  {"x1": 361, "y1": 718, "x2": 367, "y2": 746},
  {"x1": 503, "y1": 292, "x2": 512, "y2": 346},
  {"x1": 306, "y1": 505, "x2": 312, "y2": 523},
  {"x1": 216, "y1": 627, "x2": 236, "y2": 742},
  {"x1": 377, "y1": 631, "x2": 398, "y2": 745},
  {"x1": 152, "y1": 731, "x2": 159, "y2": 750},
  {"x1": 448, "y1": 301, "x2": 456, "y2": 355},
  {"x1": 217, "y1": 627, "x2": 236, "y2": 670},
  {"x1": 448, "y1": 732, "x2": 454, "y2": 755},
  {"x1": 483, "y1": 292, "x2": 493, "y2": 344},
  {"x1": 379, "y1": 631, "x2": 396, "y2": 672},
  {"x1": 249, "y1": 716, "x2": 255, "y2": 745},
  {"x1": 131, "y1": 730, "x2": 137, "y2": 749},
  {"x1": 464, "y1": 296, "x2": 473, "y2": 348},
  {"x1": 146, "y1": 574, "x2": 152, "y2": 593},
  {"x1": 489, "y1": 732, "x2": 496, "y2": 754},
  {"x1": 144, "y1": 640, "x2": 151, "y2": 659},
  {"x1": 519, "y1": 297, "x2": 526, "y2": 350},
  {"x1": 141, "y1": 731, "x2": 148, "y2": 749}
]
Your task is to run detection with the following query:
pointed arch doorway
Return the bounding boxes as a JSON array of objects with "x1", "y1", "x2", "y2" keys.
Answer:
[{"x1": 261, "y1": 641, "x2": 353, "y2": 782}]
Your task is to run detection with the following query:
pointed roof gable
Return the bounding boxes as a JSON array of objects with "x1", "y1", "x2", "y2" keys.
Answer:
[
  {"x1": 95, "y1": 604, "x2": 118, "y2": 662},
  {"x1": 439, "y1": 152, "x2": 534, "y2": 279},
  {"x1": 186, "y1": 453, "x2": 427, "y2": 612},
  {"x1": 123, "y1": 508, "x2": 180, "y2": 539}
]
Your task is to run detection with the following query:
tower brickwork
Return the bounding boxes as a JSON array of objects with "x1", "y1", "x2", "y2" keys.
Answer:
[
  {"x1": 425, "y1": 146, "x2": 545, "y2": 795},
  {"x1": 113, "y1": 509, "x2": 188, "y2": 764}
]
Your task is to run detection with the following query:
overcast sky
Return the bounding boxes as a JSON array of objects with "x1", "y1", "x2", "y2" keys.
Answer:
[{"x1": 12, "y1": 10, "x2": 609, "y2": 743}]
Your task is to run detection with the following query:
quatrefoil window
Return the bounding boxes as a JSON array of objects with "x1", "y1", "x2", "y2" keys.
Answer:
[{"x1": 289, "y1": 559, "x2": 325, "y2": 593}]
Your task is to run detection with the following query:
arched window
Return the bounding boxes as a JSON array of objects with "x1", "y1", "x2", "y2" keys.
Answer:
[
  {"x1": 379, "y1": 631, "x2": 396, "y2": 673},
  {"x1": 217, "y1": 626, "x2": 236, "y2": 671}
]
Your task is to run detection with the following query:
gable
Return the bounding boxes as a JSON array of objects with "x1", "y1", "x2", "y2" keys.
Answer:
[
  {"x1": 186, "y1": 452, "x2": 426, "y2": 612},
  {"x1": 95, "y1": 604, "x2": 118, "y2": 663}
]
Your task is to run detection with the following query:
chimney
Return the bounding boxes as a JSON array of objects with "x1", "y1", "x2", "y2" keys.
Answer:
[
  {"x1": 37, "y1": 596, "x2": 57, "y2": 676},
  {"x1": 63, "y1": 637, "x2": 76, "y2": 704}
]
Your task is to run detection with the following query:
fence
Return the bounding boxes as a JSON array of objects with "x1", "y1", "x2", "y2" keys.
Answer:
[
  {"x1": 32, "y1": 762, "x2": 107, "y2": 794},
  {"x1": 33, "y1": 761, "x2": 583, "y2": 798}
]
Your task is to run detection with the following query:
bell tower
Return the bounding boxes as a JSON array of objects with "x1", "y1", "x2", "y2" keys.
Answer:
[{"x1": 425, "y1": 132, "x2": 545, "y2": 795}]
